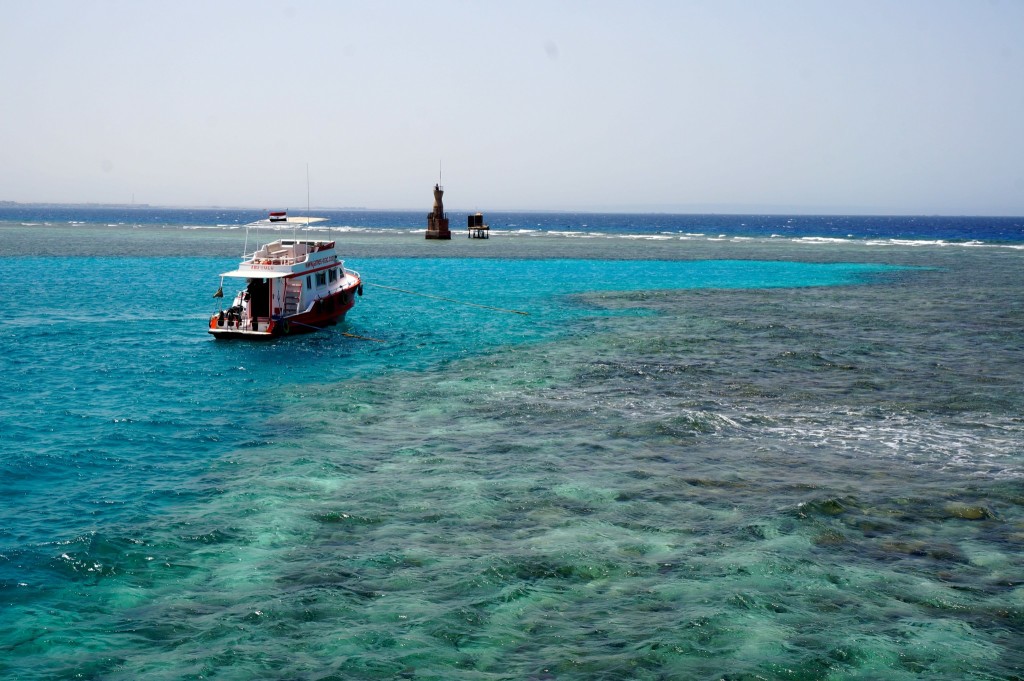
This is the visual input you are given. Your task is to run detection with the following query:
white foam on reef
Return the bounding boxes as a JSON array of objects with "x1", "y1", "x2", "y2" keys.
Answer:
[
  {"x1": 758, "y1": 408, "x2": 1023, "y2": 479},
  {"x1": 795, "y1": 237, "x2": 853, "y2": 245},
  {"x1": 139, "y1": 220, "x2": 1024, "y2": 251},
  {"x1": 866, "y1": 238, "x2": 948, "y2": 247},
  {"x1": 861, "y1": 238, "x2": 1016, "y2": 249},
  {"x1": 326, "y1": 225, "x2": 397, "y2": 234},
  {"x1": 546, "y1": 230, "x2": 599, "y2": 238}
]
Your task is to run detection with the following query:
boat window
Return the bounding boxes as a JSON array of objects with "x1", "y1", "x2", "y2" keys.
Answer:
[
  {"x1": 306, "y1": 275, "x2": 312, "y2": 290},
  {"x1": 328, "y1": 268, "x2": 337, "y2": 282},
  {"x1": 316, "y1": 271, "x2": 327, "y2": 286}
]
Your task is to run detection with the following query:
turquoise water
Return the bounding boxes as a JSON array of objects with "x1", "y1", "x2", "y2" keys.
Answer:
[{"x1": 1, "y1": 223, "x2": 1022, "y2": 680}]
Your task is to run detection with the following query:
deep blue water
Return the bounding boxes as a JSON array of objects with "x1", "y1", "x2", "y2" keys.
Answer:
[
  {"x1": 0, "y1": 212, "x2": 1022, "y2": 680},
  {"x1": 2, "y1": 205, "x2": 1023, "y2": 243}
]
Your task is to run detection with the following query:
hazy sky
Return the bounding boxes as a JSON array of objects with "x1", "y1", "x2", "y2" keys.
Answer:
[{"x1": 2, "y1": 1, "x2": 1022, "y2": 214}]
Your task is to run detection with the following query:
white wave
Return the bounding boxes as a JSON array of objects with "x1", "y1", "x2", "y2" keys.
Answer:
[
  {"x1": 126, "y1": 220, "x2": 1022, "y2": 250},
  {"x1": 864, "y1": 238, "x2": 948, "y2": 247},
  {"x1": 795, "y1": 237, "x2": 853, "y2": 244},
  {"x1": 861, "y1": 238, "x2": 1013, "y2": 249},
  {"x1": 547, "y1": 230, "x2": 599, "y2": 238}
]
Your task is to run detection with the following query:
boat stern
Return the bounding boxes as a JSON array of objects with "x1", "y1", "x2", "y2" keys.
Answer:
[{"x1": 208, "y1": 311, "x2": 276, "y2": 339}]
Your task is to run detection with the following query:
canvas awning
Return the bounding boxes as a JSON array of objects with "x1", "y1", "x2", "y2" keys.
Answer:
[{"x1": 246, "y1": 216, "x2": 328, "y2": 226}]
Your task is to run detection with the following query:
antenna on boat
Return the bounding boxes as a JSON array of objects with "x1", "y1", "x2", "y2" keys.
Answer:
[{"x1": 305, "y1": 163, "x2": 311, "y2": 237}]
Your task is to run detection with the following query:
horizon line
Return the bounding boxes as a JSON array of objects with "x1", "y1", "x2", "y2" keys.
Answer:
[{"x1": 1, "y1": 200, "x2": 1022, "y2": 219}]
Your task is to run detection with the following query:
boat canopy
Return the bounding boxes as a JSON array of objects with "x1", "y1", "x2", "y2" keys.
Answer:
[
  {"x1": 219, "y1": 268, "x2": 292, "y2": 279},
  {"x1": 247, "y1": 216, "x2": 329, "y2": 226}
]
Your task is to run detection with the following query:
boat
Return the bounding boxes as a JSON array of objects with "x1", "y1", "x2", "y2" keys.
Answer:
[{"x1": 208, "y1": 212, "x2": 362, "y2": 339}]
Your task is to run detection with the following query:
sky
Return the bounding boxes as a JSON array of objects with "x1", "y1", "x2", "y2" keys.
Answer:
[{"x1": 2, "y1": 1, "x2": 1022, "y2": 215}]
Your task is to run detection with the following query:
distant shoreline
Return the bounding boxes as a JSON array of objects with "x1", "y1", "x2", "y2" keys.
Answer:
[{"x1": 0, "y1": 200, "x2": 370, "y2": 211}]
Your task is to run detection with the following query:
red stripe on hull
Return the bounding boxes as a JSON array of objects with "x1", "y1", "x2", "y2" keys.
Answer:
[{"x1": 274, "y1": 301, "x2": 354, "y2": 335}]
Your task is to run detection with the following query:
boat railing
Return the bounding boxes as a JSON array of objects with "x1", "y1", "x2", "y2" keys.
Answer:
[
  {"x1": 244, "y1": 250, "x2": 310, "y2": 266},
  {"x1": 248, "y1": 255, "x2": 302, "y2": 266}
]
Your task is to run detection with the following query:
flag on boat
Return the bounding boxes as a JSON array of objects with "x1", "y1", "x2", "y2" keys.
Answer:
[{"x1": 269, "y1": 211, "x2": 287, "y2": 222}]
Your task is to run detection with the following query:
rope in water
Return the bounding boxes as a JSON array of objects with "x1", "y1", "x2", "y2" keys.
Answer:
[
  {"x1": 286, "y1": 318, "x2": 386, "y2": 342},
  {"x1": 364, "y1": 283, "x2": 529, "y2": 316},
  {"x1": 342, "y1": 332, "x2": 386, "y2": 343}
]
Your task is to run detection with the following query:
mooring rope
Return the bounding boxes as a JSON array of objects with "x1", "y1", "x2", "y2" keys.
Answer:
[
  {"x1": 286, "y1": 319, "x2": 386, "y2": 342},
  {"x1": 342, "y1": 332, "x2": 386, "y2": 343},
  {"x1": 364, "y1": 283, "x2": 529, "y2": 316}
]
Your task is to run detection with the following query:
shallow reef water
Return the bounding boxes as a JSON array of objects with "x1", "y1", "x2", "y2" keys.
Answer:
[{"x1": 0, "y1": 218, "x2": 1022, "y2": 679}]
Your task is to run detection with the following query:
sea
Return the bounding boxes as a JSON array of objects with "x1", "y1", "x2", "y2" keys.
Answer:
[{"x1": 1, "y1": 206, "x2": 1022, "y2": 680}]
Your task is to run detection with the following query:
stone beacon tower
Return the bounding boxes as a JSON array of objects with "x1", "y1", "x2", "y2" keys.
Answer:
[{"x1": 425, "y1": 183, "x2": 451, "y2": 240}]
